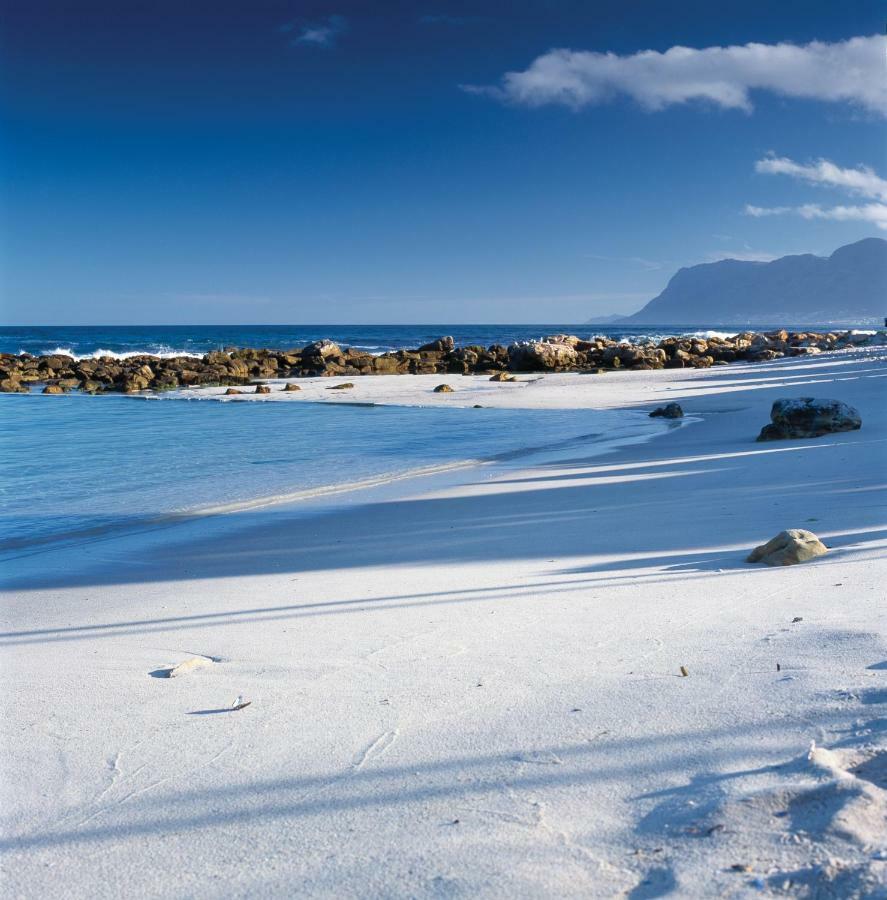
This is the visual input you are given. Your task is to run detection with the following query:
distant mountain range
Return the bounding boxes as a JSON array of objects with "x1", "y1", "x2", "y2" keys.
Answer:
[{"x1": 588, "y1": 238, "x2": 887, "y2": 327}]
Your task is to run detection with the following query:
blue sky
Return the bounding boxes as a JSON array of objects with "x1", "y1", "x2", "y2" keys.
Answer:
[{"x1": 1, "y1": 1, "x2": 884, "y2": 324}]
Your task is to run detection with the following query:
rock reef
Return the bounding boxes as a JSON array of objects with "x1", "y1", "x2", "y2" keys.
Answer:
[{"x1": 1, "y1": 329, "x2": 884, "y2": 394}]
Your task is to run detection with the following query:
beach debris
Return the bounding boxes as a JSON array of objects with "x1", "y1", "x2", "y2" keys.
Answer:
[
  {"x1": 254, "y1": 384, "x2": 271, "y2": 394},
  {"x1": 489, "y1": 371, "x2": 515, "y2": 382},
  {"x1": 231, "y1": 695, "x2": 251, "y2": 711},
  {"x1": 776, "y1": 663, "x2": 781, "y2": 672},
  {"x1": 283, "y1": 382, "x2": 301, "y2": 391},
  {"x1": 433, "y1": 383, "x2": 454, "y2": 393},
  {"x1": 747, "y1": 529, "x2": 828, "y2": 566},
  {"x1": 792, "y1": 616, "x2": 803, "y2": 623},
  {"x1": 680, "y1": 665, "x2": 689, "y2": 677},
  {"x1": 154, "y1": 655, "x2": 215, "y2": 679},
  {"x1": 756, "y1": 397, "x2": 861, "y2": 441},
  {"x1": 327, "y1": 382, "x2": 355, "y2": 390},
  {"x1": 225, "y1": 387, "x2": 243, "y2": 395},
  {"x1": 730, "y1": 864, "x2": 753, "y2": 873},
  {"x1": 649, "y1": 402, "x2": 683, "y2": 419}
]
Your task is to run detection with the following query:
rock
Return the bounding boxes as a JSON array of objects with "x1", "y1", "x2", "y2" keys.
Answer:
[
  {"x1": 327, "y1": 382, "x2": 355, "y2": 390},
  {"x1": 747, "y1": 529, "x2": 828, "y2": 566},
  {"x1": 433, "y1": 384, "x2": 454, "y2": 393},
  {"x1": 649, "y1": 403, "x2": 683, "y2": 419},
  {"x1": 225, "y1": 388, "x2": 243, "y2": 395},
  {"x1": 757, "y1": 397, "x2": 862, "y2": 441},
  {"x1": 509, "y1": 341, "x2": 579, "y2": 371},
  {"x1": 254, "y1": 384, "x2": 271, "y2": 394},
  {"x1": 489, "y1": 372, "x2": 515, "y2": 382},
  {"x1": 0, "y1": 377, "x2": 29, "y2": 393},
  {"x1": 42, "y1": 384, "x2": 66, "y2": 394},
  {"x1": 283, "y1": 383, "x2": 301, "y2": 392},
  {"x1": 418, "y1": 336, "x2": 455, "y2": 353},
  {"x1": 303, "y1": 340, "x2": 342, "y2": 359}
]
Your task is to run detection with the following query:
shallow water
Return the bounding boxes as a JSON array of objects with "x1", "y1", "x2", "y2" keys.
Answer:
[{"x1": 1, "y1": 392, "x2": 662, "y2": 551}]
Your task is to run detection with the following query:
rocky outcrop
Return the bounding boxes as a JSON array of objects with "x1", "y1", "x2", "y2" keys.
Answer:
[
  {"x1": 649, "y1": 403, "x2": 683, "y2": 419},
  {"x1": 1, "y1": 330, "x2": 884, "y2": 394},
  {"x1": 747, "y1": 529, "x2": 828, "y2": 566},
  {"x1": 757, "y1": 398, "x2": 862, "y2": 441},
  {"x1": 433, "y1": 384, "x2": 454, "y2": 393}
]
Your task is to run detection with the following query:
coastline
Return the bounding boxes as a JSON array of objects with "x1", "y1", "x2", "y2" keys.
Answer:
[{"x1": 3, "y1": 347, "x2": 886, "y2": 898}]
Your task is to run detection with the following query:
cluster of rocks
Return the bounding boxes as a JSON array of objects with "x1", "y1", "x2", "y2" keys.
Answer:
[{"x1": 1, "y1": 329, "x2": 883, "y2": 394}]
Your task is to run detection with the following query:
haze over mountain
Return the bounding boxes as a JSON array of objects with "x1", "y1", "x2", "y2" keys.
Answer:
[{"x1": 592, "y1": 238, "x2": 887, "y2": 326}]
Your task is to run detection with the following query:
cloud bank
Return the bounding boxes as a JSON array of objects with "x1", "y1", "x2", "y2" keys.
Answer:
[
  {"x1": 466, "y1": 34, "x2": 887, "y2": 116},
  {"x1": 747, "y1": 155, "x2": 887, "y2": 230}
]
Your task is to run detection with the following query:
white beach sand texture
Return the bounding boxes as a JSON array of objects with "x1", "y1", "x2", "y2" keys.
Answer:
[{"x1": 2, "y1": 347, "x2": 886, "y2": 899}]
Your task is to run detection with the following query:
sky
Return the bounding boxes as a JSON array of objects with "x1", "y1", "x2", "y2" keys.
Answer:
[{"x1": 0, "y1": 0, "x2": 884, "y2": 325}]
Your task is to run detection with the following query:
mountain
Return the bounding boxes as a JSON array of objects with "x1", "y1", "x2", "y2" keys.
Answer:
[{"x1": 611, "y1": 238, "x2": 887, "y2": 327}]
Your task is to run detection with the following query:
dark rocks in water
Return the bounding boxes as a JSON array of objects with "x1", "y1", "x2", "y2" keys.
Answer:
[
  {"x1": 433, "y1": 384, "x2": 455, "y2": 393},
  {"x1": 225, "y1": 388, "x2": 243, "y2": 395},
  {"x1": 747, "y1": 529, "x2": 828, "y2": 566},
  {"x1": 254, "y1": 384, "x2": 272, "y2": 394},
  {"x1": 757, "y1": 398, "x2": 861, "y2": 441},
  {"x1": 42, "y1": 384, "x2": 66, "y2": 394},
  {"x1": 649, "y1": 403, "x2": 684, "y2": 419},
  {"x1": 283, "y1": 383, "x2": 301, "y2": 392},
  {"x1": 327, "y1": 382, "x2": 355, "y2": 390}
]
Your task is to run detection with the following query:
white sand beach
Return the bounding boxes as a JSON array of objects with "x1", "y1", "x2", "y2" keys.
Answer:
[{"x1": 3, "y1": 348, "x2": 886, "y2": 898}]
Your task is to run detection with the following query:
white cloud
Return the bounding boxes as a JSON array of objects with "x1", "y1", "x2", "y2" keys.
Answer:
[
  {"x1": 754, "y1": 156, "x2": 887, "y2": 201},
  {"x1": 466, "y1": 34, "x2": 887, "y2": 116},
  {"x1": 747, "y1": 154, "x2": 887, "y2": 230},
  {"x1": 289, "y1": 15, "x2": 347, "y2": 47}
]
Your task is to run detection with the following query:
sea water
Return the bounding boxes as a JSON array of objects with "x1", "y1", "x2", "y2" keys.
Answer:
[
  {"x1": 1, "y1": 389, "x2": 664, "y2": 553},
  {"x1": 1, "y1": 323, "x2": 749, "y2": 359}
]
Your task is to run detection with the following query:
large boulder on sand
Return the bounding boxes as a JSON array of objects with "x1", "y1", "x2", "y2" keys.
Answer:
[
  {"x1": 433, "y1": 383, "x2": 454, "y2": 393},
  {"x1": 757, "y1": 398, "x2": 862, "y2": 441},
  {"x1": 747, "y1": 529, "x2": 828, "y2": 566}
]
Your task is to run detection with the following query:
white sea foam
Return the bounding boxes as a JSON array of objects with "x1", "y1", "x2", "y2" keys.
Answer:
[{"x1": 25, "y1": 345, "x2": 202, "y2": 361}]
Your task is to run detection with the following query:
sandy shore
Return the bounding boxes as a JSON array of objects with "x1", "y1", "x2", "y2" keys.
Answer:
[{"x1": 3, "y1": 348, "x2": 886, "y2": 898}]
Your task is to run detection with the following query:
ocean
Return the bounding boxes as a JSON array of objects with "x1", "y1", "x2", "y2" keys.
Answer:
[{"x1": 0, "y1": 323, "x2": 726, "y2": 554}]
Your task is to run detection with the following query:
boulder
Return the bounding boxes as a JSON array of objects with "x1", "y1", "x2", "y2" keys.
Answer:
[
  {"x1": 0, "y1": 377, "x2": 28, "y2": 393},
  {"x1": 489, "y1": 372, "x2": 515, "y2": 382},
  {"x1": 757, "y1": 398, "x2": 862, "y2": 441},
  {"x1": 303, "y1": 340, "x2": 342, "y2": 359},
  {"x1": 747, "y1": 529, "x2": 828, "y2": 566},
  {"x1": 254, "y1": 384, "x2": 271, "y2": 394},
  {"x1": 649, "y1": 403, "x2": 683, "y2": 419},
  {"x1": 418, "y1": 336, "x2": 455, "y2": 353},
  {"x1": 225, "y1": 388, "x2": 243, "y2": 395},
  {"x1": 433, "y1": 384, "x2": 454, "y2": 393},
  {"x1": 327, "y1": 382, "x2": 355, "y2": 390},
  {"x1": 509, "y1": 341, "x2": 578, "y2": 371},
  {"x1": 283, "y1": 383, "x2": 302, "y2": 392},
  {"x1": 42, "y1": 384, "x2": 66, "y2": 394}
]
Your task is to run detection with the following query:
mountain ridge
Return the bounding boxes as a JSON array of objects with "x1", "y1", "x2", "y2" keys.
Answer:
[{"x1": 589, "y1": 238, "x2": 887, "y2": 326}]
